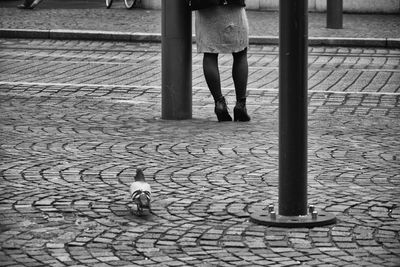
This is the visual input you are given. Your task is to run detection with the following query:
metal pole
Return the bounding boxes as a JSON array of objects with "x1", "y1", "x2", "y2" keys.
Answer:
[
  {"x1": 161, "y1": 0, "x2": 192, "y2": 120},
  {"x1": 279, "y1": 0, "x2": 308, "y2": 216},
  {"x1": 250, "y1": 0, "x2": 336, "y2": 227},
  {"x1": 327, "y1": 0, "x2": 343, "y2": 29}
]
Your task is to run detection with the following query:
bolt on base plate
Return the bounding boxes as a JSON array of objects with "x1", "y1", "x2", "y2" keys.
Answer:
[{"x1": 250, "y1": 205, "x2": 336, "y2": 228}]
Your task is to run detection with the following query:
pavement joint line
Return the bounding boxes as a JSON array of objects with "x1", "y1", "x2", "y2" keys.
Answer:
[
  {"x1": 3, "y1": 46, "x2": 400, "y2": 58},
  {"x1": 1, "y1": 81, "x2": 399, "y2": 96},
  {"x1": 0, "y1": 58, "x2": 156, "y2": 66},
  {"x1": 2, "y1": 58, "x2": 400, "y2": 73},
  {"x1": 1, "y1": 29, "x2": 400, "y2": 48},
  {"x1": 3, "y1": 58, "x2": 400, "y2": 74}
]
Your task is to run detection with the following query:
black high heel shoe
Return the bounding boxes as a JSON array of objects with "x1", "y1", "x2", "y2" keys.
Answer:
[
  {"x1": 215, "y1": 97, "x2": 232, "y2": 122},
  {"x1": 234, "y1": 101, "x2": 251, "y2": 122}
]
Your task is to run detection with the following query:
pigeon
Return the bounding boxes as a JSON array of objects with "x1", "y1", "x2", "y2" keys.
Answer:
[{"x1": 130, "y1": 168, "x2": 151, "y2": 215}]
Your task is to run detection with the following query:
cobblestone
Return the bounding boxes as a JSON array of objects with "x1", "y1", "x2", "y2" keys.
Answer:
[{"x1": 0, "y1": 35, "x2": 399, "y2": 267}]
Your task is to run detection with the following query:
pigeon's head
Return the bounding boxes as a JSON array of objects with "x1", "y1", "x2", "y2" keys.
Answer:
[{"x1": 135, "y1": 168, "x2": 145, "y2": 181}]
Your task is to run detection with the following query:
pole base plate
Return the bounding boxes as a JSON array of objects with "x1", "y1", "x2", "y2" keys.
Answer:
[{"x1": 250, "y1": 209, "x2": 336, "y2": 228}]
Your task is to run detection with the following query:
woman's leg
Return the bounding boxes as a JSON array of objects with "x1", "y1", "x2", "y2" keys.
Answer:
[
  {"x1": 203, "y1": 52, "x2": 232, "y2": 121},
  {"x1": 232, "y1": 48, "x2": 250, "y2": 121},
  {"x1": 232, "y1": 48, "x2": 248, "y2": 102},
  {"x1": 203, "y1": 53, "x2": 223, "y2": 102}
]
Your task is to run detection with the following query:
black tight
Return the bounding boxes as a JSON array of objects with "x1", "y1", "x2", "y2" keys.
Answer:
[
  {"x1": 203, "y1": 48, "x2": 248, "y2": 103},
  {"x1": 203, "y1": 52, "x2": 222, "y2": 102},
  {"x1": 232, "y1": 48, "x2": 248, "y2": 102}
]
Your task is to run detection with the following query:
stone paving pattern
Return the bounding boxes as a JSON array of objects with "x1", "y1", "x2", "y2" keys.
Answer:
[
  {"x1": 0, "y1": 38, "x2": 399, "y2": 266},
  {"x1": 0, "y1": 1, "x2": 400, "y2": 266}
]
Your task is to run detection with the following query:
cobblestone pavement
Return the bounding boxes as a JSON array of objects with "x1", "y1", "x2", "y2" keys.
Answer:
[
  {"x1": 0, "y1": 38, "x2": 400, "y2": 266},
  {"x1": 1, "y1": 1, "x2": 400, "y2": 40}
]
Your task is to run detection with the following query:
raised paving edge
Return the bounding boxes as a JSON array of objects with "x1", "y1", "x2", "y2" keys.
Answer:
[{"x1": 1, "y1": 28, "x2": 400, "y2": 48}]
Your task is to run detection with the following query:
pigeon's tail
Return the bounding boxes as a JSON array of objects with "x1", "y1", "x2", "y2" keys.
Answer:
[
  {"x1": 132, "y1": 190, "x2": 151, "y2": 213},
  {"x1": 138, "y1": 193, "x2": 150, "y2": 208},
  {"x1": 135, "y1": 168, "x2": 145, "y2": 182},
  {"x1": 131, "y1": 189, "x2": 151, "y2": 200}
]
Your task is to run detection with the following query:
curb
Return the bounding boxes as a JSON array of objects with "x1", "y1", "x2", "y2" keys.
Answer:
[
  {"x1": 1, "y1": 28, "x2": 399, "y2": 48},
  {"x1": 0, "y1": 29, "x2": 162, "y2": 42}
]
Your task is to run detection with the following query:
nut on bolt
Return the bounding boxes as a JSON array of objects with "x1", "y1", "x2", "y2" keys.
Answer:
[
  {"x1": 268, "y1": 204, "x2": 275, "y2": 213},
  {"x1": 312, "y1": 210, "x2": 318, "y2": 220},
  {"x1": 270, "y1": 211, "x2": 276, "y2": 220},
  {"x1": 309, "y1": 205, "x2": 315, "y2": 213}
]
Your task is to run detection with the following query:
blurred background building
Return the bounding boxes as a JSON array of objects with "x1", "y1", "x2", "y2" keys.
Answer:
[{"x1": 141, "y1": 0, "x2": 400, "y2": 13}]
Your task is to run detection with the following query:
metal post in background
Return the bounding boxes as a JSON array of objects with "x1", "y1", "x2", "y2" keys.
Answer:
[
  {"x1": 327, "y1": 0, "x2": 343, "y2": 29},
  {"x1": 250, "y1": 0, "x2": 336, "y2": 228},
  {"x1": 161, "y1": 0, "x2": 192, "y2": 120}
]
